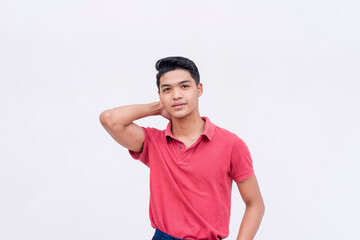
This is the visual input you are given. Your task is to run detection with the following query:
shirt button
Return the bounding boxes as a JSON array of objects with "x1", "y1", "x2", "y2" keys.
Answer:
[{"x1": 179, "y1": 146, "x2": 182, "y2": 149}]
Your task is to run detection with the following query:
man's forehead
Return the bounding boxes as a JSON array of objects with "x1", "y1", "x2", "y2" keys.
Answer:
[{"x1": 160, "y1": 69, "x2": 195, "y2": 86}]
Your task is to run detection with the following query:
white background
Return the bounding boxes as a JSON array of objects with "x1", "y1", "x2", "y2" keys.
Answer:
[{"x1": 1, "y1": 0, "x2": 359, "y2": 239}]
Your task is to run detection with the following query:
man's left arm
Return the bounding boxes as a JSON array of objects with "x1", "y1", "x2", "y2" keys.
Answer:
[{"x1": 235, "y1": 174, "x2": 265, "y2": 240}]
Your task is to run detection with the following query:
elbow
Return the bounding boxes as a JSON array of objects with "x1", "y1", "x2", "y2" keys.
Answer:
[
  {"x1": 246, "y1": 198, "x2": 265, "y2": 217},
  {"x1": 99, "y1": 110, "x2": 111, "y2": 126},
  {"x1": 260, "y1": 200, "x2": 265, "y2": 217},
  {"x1": 256, "y1": 197, "x2": 265, "y2": 216},
  {"x1": 99, "y1": 110, "x2": 119, "y2": 129},
  {"x1": 99, "y1": 110, "x2": 126, "y2": 133}
]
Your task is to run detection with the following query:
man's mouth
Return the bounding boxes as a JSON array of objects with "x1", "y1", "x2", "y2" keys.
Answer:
[{"x1": 172, "y1": 103, "x2": 186, "y2": 108}]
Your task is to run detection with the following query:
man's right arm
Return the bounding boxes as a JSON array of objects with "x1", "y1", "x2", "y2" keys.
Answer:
[{"x1": 99, "y1": 101, "x2": 170, "y2": 153}]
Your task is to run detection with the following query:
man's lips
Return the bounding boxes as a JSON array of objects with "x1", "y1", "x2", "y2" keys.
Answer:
[{"x1": 172, "y1": 103, "x2": 186, "y2": 108}]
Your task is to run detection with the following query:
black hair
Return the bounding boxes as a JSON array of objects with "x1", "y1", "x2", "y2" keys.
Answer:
[{"x1": 155, "y1": 56, "x2": 200, "y2": 89}]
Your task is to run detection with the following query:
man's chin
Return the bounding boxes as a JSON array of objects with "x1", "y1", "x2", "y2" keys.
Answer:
[{"x1": 169, "y1": 111, "x2": 190, "y2": 120}]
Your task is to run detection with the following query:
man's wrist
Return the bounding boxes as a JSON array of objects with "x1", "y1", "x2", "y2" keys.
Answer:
[{"x1": 148, "y1": 101, "x2": 162, "y2": 116}]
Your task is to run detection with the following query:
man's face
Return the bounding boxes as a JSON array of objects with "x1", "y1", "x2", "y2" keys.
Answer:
[{"x1": 158, "y1": 69, "x2": 203, "y2": 120}]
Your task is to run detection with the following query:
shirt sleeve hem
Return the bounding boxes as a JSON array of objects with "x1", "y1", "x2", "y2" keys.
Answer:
[
  {"x1": 128, "y1": 127, "x2": 148, "y2": 160},
  {"x1": 233, "y1": 169, "x2": 255, "y2": 183}
]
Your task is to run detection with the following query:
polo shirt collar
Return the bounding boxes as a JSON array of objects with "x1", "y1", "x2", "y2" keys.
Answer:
[{"x1": 164, "y1": 116, "x2": 215, "y2": 140}]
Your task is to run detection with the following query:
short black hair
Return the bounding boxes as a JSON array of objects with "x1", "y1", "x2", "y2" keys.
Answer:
[{"x1": 155, "y1": 56, "x2": 200, "y2": 89}]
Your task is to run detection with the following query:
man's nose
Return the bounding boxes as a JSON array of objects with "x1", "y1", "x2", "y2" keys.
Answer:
[{"x1": 172, "y1": 88, "x2": 183, "y2": 100}]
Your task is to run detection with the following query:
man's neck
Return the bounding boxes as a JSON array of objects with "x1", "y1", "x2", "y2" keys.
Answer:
[{"x1": 171, "y1": 112, "x2": 205, "y2": 141}]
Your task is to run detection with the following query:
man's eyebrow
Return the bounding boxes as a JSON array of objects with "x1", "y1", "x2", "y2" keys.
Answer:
[
  {"x1": 160, "y1": 80, "x2": 191, "y2": 88},
  {"x1": 178, "y1": 80, "x2": 191, "y2": 84},
  {"x1": 160, "y1": 83, "x2": 171, "y2": 88}
]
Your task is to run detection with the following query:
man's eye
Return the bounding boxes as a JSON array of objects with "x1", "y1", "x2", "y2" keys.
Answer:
[
  {"x1": 181, "y1": 85, "x2": 189, "y2": 89},
  {"x1": 163, "y1": 88, "x2": 170, "y2": 92}
]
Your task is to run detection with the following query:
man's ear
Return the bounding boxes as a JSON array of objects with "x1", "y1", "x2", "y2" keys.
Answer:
[{"x1": 197, "y1": 83, "x2": 203, "y2": 97}]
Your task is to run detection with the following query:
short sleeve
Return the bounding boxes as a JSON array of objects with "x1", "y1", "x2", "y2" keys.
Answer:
[
  {"x1": 128, "y1": 127, "x2": 150, "y2": 167},
  {"x1": 229, "y1": 136, "x2": 254, "y2": 183}
]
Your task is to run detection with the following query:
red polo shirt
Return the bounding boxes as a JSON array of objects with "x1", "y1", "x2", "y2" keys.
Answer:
[{"x1": 129, "y1": 117, "x2": 254, "y2": 240}]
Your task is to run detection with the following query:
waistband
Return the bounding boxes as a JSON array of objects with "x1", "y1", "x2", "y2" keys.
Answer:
[{"x1": 152, "y1": 229, "x2": 185, "y2": 240}]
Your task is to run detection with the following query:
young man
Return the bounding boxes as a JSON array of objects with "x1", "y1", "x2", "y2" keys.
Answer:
[{"x1": 99, "y1": 56, "x2": 265, "y2": 240}]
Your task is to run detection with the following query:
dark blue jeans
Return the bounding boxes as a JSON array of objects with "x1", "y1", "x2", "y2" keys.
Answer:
[{"x1": 152, "y1": 229, "x2": 185, "y2": 240}]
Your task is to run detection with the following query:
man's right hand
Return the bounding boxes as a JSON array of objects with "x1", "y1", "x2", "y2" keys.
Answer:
[{"x1": 158, "y1": 102, "x2": 171, "y2": 121}]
